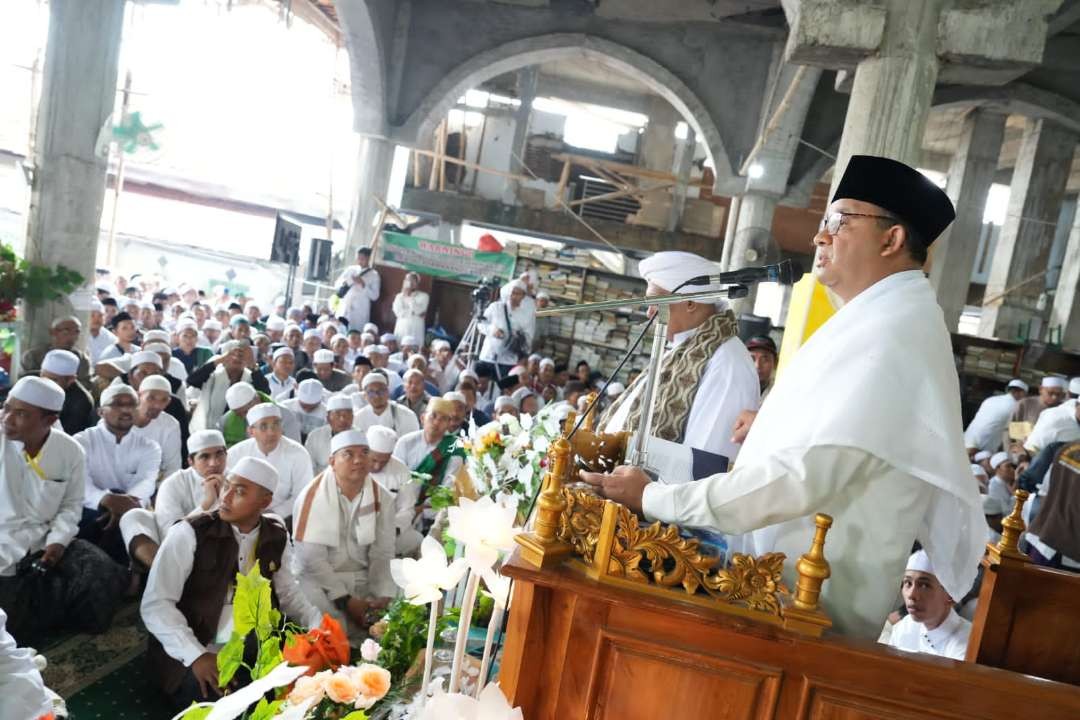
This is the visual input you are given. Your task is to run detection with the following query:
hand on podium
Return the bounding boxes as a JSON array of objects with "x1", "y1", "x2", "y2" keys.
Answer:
[{"x1": 578, "y1": 466, "x2": 650, "y2": 516}]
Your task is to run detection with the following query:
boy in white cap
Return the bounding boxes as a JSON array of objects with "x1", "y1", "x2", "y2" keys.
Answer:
[
  {"x1": 366, "y1": 425, "x2": 423, "y2": 554},
  {"x1": 297, "y1": 348, "x2": 351, "y2": 393},
  {"x1": 142, "y1": 455, "x2": 321, "y2": 710},
  {"x1": 305, "y1": 395, "x2": 355, "y2": 475},
  {"x1": 354, "y1": 371, "x2": 419, "y2": 436},
  {"x1": 964, "y1": 378, "x2": 1027, "y2": 455},
  {"x1": 131, "y1": 374, "x2": 183, "y2": 477},
  {"x1": 121, "y1": 430, "x2": 229, "y2": 570},
  {"x1": 882, "y1": 550, "x2": 971, "y2": 660},
  {"x1": 219, "y1": 381, "x2": 260, "y2": 448},
  {"x1": 292, "y1": 430, "x2": 397, "y2": 636},
  {"x1": 36, "y1": 348, "x2": 97, "y2": 435},
  {"x1": 226, "y1": 404, "x2": 311, "y2": 520},
  {"x1": 279, "y1": 378, "x2": 328, "y2": 442},
  {"x1": 266, "y1": 346, "x2": 297, "y2": 401},
  {"x1": 986, "y1": 451, "x2": 1016, "y2": 510},
  {"x1": 74, "y1": 384, "x2": 162, "y2": 563},
  {"x1": 0, "y1": 377, "x2": 127, "y2": 644}
]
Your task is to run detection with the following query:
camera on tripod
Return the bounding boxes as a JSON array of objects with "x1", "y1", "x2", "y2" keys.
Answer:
[{"x1": 471, "y1": 276, "x2": 501, "y2": 309}]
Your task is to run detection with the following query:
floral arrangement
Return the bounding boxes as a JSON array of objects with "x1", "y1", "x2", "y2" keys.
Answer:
[
  {"x1": 0, "y1": 242, "x2": 84, "y2": 319},
  {"x1": 457, "y1": 407, "x2": 564, "y2": 516}
]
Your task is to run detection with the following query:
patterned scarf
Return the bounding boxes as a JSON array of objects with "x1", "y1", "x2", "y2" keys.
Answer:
[{"x1": 599, "y1": 310, "x2": 739, "y2": 443}]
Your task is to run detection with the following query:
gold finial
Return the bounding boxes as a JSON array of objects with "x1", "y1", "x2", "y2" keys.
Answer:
[
  {"x1": 581, "y1": 392, "x2": 598, "y2": 432},
  {"x1": 793, "y1": 513, "x2": 832, "y2": 611},
  {"x1": 562, "y1": 411, "x2": 577, "y2": 436},
  {"x1": 989, "y1": 489, "x2": 1030, "y2": 563},
  {"x1": 515, "y1": 437, "x2": 573, "y2": 568}
]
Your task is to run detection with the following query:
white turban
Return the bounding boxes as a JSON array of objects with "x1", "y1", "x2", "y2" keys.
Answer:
[
  {"x1": 9, "y1": 376, "x2": 64, "y2": 412},
  {"x1": 362, "y1": 372, "x2": 387, "y2": 389},
  {"x1": 130, "y1": 351, "x2": 162, "y2": 369},
  {"x1": 330, "y1": 429, "x2": 368, "y2": 454},
  {"x1": 1042, "y1": 376, "x2": 1067, "y2": 389},
  {"x1": 499, "y1": 280, "x2": 526, "y2": 301},
  {"x1": 188, "y1": 430, "x2": 226, "y2": 454},
  {"x1": 639, "y1": 251, "x2": 725, "y2": 296},
  {"x1": 313, "y1": 349, "x2": 335, "y2": 364},
  {"x1": 443, "y1": 391, "x2": 466, "y2": 405},
  {"x1": 363, "y1": 323, "x2": 379, "y2": 335},
  {"x1": 231, "y1": 456, "x2": 277, "y2": 493},
  {"x1": 494, "y1": 395, "x2": 517, "y2": 411},
  {"x1": 272, "y1": 347, "x2": 294, "y2": 362},
  {"x1": 973, "y1": 450, "x2": 991, "y2": 462},
  {"x1": 971, "y1": 463, "x2": 988, "y2": 479},
  {"x1": 432, "y1": 339, "x2": 451, "y2": 351},
  {"x1": 265, "y1": 316, "x2": 286, "y2": 332},
  {"x1": 366, "y1": 425, "x2": 398, "y2": 454},
  {"x1": 143, "y1": 330, "x2": 170, "y2": 344},
  {"x1": 1006, "y1": 378, "x2": 1028, "y2": 393},
  {"x1": 247, "y1": 403, "x2": 281, "y2": 425},
  {"x1": 41, "y1": 349, "x2": 79, "y2": 377},
  {"x1": 139, "y1": 375, "x2": 172, "y2": 394},
  {"x1": 1070, "y1": 377, "x2": 1080, "y2": 396},
  {"x1": 297, "y1": 379, "x2": 325, "y2": 404},
  {"x1": 143, "y1": 342, "x2": 171, "y2": 355},
  {"x1": 101, "y1": 384, "x2": 138, "y2": 407},
  {"x1": 606, "y1": 382, "x2": 626, "y2": 397},
  {"x1": 906, "y1": 549, "x2": 934, "y2": 575},
  {"x1": 366, "y1": 345, "x2": 389, "y2": 357},
  {"x1": 326, "y1": 395, "x2": 353, "y2": 412},
  {"x1": 989, "y1": 451, "x2": 1010, "y2": 471},
  {"x1": 225, "y1": 382, "x2": 257, "y2": 410},
  {"x1": 202, "y1": 319, "x2": 222, "y2": 331},
  {"x1": 401, "y1": 336, "x2": 418, "y2": 347}
]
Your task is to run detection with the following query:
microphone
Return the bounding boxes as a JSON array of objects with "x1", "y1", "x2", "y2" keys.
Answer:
[{"x1": 682, "y1": 259, "x2": 804, "y2": 288}]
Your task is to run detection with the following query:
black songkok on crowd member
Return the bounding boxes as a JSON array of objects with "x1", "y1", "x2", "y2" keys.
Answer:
[{"x1": 831, "y1": 155, "x2": 956, "y2": 245}]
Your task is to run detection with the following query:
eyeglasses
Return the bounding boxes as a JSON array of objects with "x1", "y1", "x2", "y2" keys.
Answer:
[
  {"x1": 817, "y1": 212, "x2": 898, "y2": 237},
  {"x1": 365, "y1": 387, "x2": 389, "y2": 397}
]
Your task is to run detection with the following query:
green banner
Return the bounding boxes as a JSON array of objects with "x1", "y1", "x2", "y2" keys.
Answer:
[{"x1": 380, "y1": 231, "x2": 515, "y2": 284}]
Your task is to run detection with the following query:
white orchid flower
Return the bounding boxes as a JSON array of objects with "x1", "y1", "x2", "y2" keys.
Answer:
[
  {"x1": 480, "y1": 570, "x2": 512, "y2": 610},
  {"x1": 360, "y1": 638, "x2": 381, "y2": 662},
  {"x1": 204, "y1": 662, "x2": 309, "y2": 720},
  {"x1": 520, "y1": 413, "x2": 534, "y2": 431},
  {"x1": 447, "y1": 496, "x2": 522, "y2": 572},
  {"x1": 416, "y1": 682, "x2": 523, "y2": 720},
  {"x1": 272, "y1": 696, "x2": 317, "y2": 720},
  {"x1": 390, "y1": 536, "x2": 469, "y2": 605}
]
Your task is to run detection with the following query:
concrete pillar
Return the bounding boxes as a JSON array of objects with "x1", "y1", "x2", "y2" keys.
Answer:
[
  {"x1": 979, "y1": 118, "x2": 1077, "y2": 341},
  {"x1": 504, "y1": 67, "x2": 538, "y2": 205},
  {"x1": 667, "y1": 125, "x2": 695, "y2": 232},
  {"x1": 1052, "y1": 196, "x2": 1080, "y2": 350},
  {"x1": 831, "y1": 0, "x2": 943, "y2": 194},
  {"x1": 928, "y1": 109, "x2": 1006, "y2": 331},
  {"x1": 728, "y1": 193, "x2": 779, "y2": 314},
  {"x1": 639, "y1": 97, "x2": 678, "y2": 173},
  {"x1": 345, "y1": 135, "x2": 397, "y2": 260},
  {"x1": 24, "y1": 0, "x2": 125, "y2": 351}
]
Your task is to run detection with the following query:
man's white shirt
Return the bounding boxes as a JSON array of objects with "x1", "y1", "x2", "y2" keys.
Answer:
[
  {"x1": 132, "y1": 412, "x2": 182, "y2": 477},
  {"x1": 74, "y1": 421, "x2": 161, "y2": 510},
  {"x1": 354, "y1": 402, "x2": 420, "y2": 437},
  {"x1": 227, "y1": 437, "x2": 312, "y2": 519}
]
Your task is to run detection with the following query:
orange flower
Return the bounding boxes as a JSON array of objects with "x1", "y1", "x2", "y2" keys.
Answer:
[
  {"x1": 283, "y1": 613, "x2": 350, "y2": 675},
  {"x1": 324, "y1": 672, "x2": 360, "y2": 704},
  {"x1": 350, "y1": 663, "x2": 391, "y2": 701}
]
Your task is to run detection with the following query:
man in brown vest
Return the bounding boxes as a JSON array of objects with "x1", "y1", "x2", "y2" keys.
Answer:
[{"x1": 140, "y1": 456, "x2": 321, "y2": 711}]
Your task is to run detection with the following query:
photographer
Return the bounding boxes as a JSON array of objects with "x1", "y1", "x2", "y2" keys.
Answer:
[{"x1": 478, "y1": 279, "x2": 534, "y2": 377}]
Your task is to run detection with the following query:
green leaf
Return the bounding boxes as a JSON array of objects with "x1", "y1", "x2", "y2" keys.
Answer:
[
  {"x1": 252, "y1": 634, "x2": 283, "y2": 680},
  {"x1": 233, "y1": 561, "x2": 272, "y2": 636},
  {"x1": 217, "y1": 631, "x2": 246, "y2": 688},
  {"x1": 268, "y1": 607, "x2": 282, "y2": 629},
  {"x1": 428, "y1": 485, "x2": 456, "y2": 511},
  {"x1": 248, "y1": 697, "x2": 283, "y2": 720},
  {"x1": 442, "y1": 535, "x2": 456, "y2": 559},
  {"x1": 179, "y1": 703, "x2": 212, "y2": 720},
  {"x1": 342, "y1": 711, "x2": 369, "y2": 720}
]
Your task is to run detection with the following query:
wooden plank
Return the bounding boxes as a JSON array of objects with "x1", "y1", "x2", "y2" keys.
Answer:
[
  {"x1": 553, "y1": 152, "x2": 689, "y2": 184},
  {"x1": 411, "y1": 146, "x2": 531, "y2": 183},
  {"x1": 568, "y1": 182, "x2": 674, "y2": 208},
  {"x1": 551, "y1": 158, "x2": 572, "y2": 209}
]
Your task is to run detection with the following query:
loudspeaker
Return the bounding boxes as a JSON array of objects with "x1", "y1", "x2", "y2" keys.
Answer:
[
  {"x1": 306, "y1": 238, "x2": 333, "y2": 281},
  {"x1": 271, "y1": 214, "x2": 301, "y2": 264}
]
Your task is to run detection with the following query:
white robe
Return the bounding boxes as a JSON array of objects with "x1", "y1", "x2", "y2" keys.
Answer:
[
  {"x1": 74, "y1": 422, "x2": 161, "y2": 510},
  {"x1": 371, "y1": 456, "x2": 423, "y2": 554},
  {"x1": 393, "y1": 430, "x2": 463, "y2": 481},
  {"x1": 392, "y1": 291, "x2": 429, "y2": 344},
  {"x1": 1023, "y1": 399, "x2": 1080, "y2": 455},
  {"x1": 304, "y1": 424, "x2": 334, "y2": 475},
  {"x1": 0, "y1": 609, "x2": 52, "y2": 720},
  {"x1": 119, "y1": 467, "x2": 217, "y2": 550},
  {"x1": 884, "y1": 609, "x2": 971, "y2": 661},
  {"x1": 335, "y1": 265, "x2": 380, "y2": 331},
  {"x1": 354, "y1": 402, "x2": 420, "y2": 437},
  {"x1": 132, "y1": 412, "x2": 182, "y2": 478},
  {"x1": 478, "y1": 299, "x2": 534, "y2": 366},
  {"x1": 0, "y1": 430, "x2": 85, "y2": 575},
  {"x1": 227, "y1": 437, "x2": 312, "y2": 519},
  {"x1": 278, "y1": 398, "x2": 327, "y2": 440},
  {"x1": 267, "y1": 372, "x2": 297, "y2": 402},
  {"x1": 141, "y1": 518, "x2": 321, "y2": 666},
  {"x1": 963, "y1": 393, "x2": 1017, "y2": 453},
  {"x1": 642, "y1": 271, "x2": 985, "y2": 639},
  {"x1": 88, "y1": 328, "x2": 117, "y2": 365},
  {"x1": 601, "y1": 331, "x2": 760, "y2": 466}
]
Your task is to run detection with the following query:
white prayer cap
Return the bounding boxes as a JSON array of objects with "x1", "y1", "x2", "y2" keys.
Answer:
[
  {"x1": 432, "y1": 339, "x2": 451, "y2": 351},
  {"x1": 363, "y1": 322, "x2": 379, "y2": 335},
  {"x1": 247, "y1": 402, "x2": 282, "y2": 425},
  {"x1": 130, "y1": 351, "x2": 163, "y2": 369},
  {"x1": 494, "y1": 395, "x2": 517, "y2": 411},
  {"x1": 539, "y1": 357, "x2": 555, "y2": 368},
  {"x1": 528, "y1": 353, "x2": 542, "y2": 362},
  {"x1": 1070, "y1": 377, "x2": 1080, "y2": 396},
  {"x1": 982, "y1": 493, "x2": 1006, "y2": 516},
  {"x1": 143, "y1": 330, "x2": 170, "y2": 344},
  {"x1": 500, "y1": 280, "x2": 526, "y2": 301},
  {"x1": 313, "y1": 349, "x2": 335, "y2": 365},
  {"x1": 297, "y1": 378, "x2": 324, "y2": 404},
  {"x1": 90, "y1": 298, "x2": 104, "y2": 312},
  {"x1": 188, "y1": 430, "x2": 226, "y2": 454},
  {"x1": 367, "y1": 345, "x2": 389, "y2": 356},
  {"x1": 176, "y1": 319, "x2": 198, "y2": 332},
  {"x1": 511, "y1": 387, "x2": 534, "y2": 403},
  {"x1": 303, "y1": 328, "x2": 320, "y2": 340},
  {"x1": 230, "y1": 456, "x2": 278, "y2": 493},
  {"x1": 139, "y1": 375, "x2": 172, "y2": 394},
  {"x1": 326, "y1": 395, "x2": 353, "y2": 412},
  {"x1": 245, "y1": 301, "x2": 260, "y2": 311},
  {"x1": 101, "y1": 383, "x2": 138, "y2": 406},
  {"x1": 639, "y1": 251, "x2": 723, "y2": 295},
  {"x1": 606, "y1": 382, "x2": 625, "y2": 396},
  {"x1": 330, "y1": 429, "x2": 368, "y2": 454},
  {"x1": 225, "y1": 382, "x2": 257, "y2": 410},
  {"x1": 971, "y1": 463, "x2": 988, "y2": 479},
  {"x1": 1042, "y1": 376, "x2": 1067, "y2": 389},
  {"x1": 973, "y1": 450, "x2": 991, "y2": 462},
  {"x1": 537, "y1": 291, "x2": 551, "y2": 300},
  {"x1": 284, "y1": 323, "x2": 302, "y2": 334},
  {"x1": 143, "y1": 342, "x2": 171, "y2": 355},
  {"x1": 272, "y1": 346, "x2": 294, "y2": 362},
  {"x1": 380, "y1": 332, "x2": 397, "y2": 343},
  {"x1": 219, "y1": 340, "x2": 244, "y2": 355},
  {"x1": 9, "y1": 376, "x2": 65, "y2": 412},
  {"x1": 990, "y1": 451, "x2": 1010, "y2": 470},
  {"x1": 1006, "y1": 379, "x2": 1028, "y2": 392},
  {"x1": 444, "y1": 391, "x2": 466, "y2": 405},
  {"x1": 906, "y1": 549, "x2": 935, "y2": 575},
  {"x1": 42, "y1": 349, "x2": 80, "y2": 377},
  {"x1": 366, "y1": 425, "x2": 398, "y2": 454},
  {"x1": 403, "y1": 368, "x2": 424, "y2": 381},
  {"x1": 460, "y1": 369, "x2": 479, "y2": 382},
  {"x1": 401, "y1": 335, "x2": 418, "y2": 347},
  {"x1": 265, "y1": 316, "x2": 286, "y2": 332},
  {"x1": 101, "y1": 356, "x2": 131, "y2": 374},
  {"x1": 362, "y1": 372, "x2": 387, "y2": 389},
  {"x1": 202, "y1": 319, "x2": 222, "y2": 331}
]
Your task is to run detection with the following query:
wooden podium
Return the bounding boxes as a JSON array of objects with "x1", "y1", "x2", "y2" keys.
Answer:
[{"x1": 496, "y1": 441, "x2": 1080, "y2": 719}]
